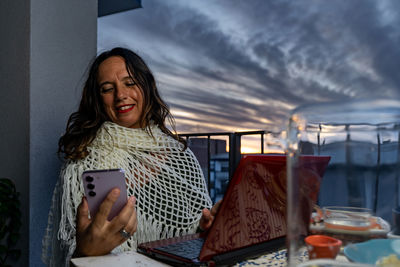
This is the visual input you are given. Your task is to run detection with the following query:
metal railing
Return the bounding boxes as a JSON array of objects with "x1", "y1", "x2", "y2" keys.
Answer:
[
  {"x1": 180, "y1": 128, "x2": 400, "y2": 221},
  {"x1": 179, "y1": 130, "x2": 267, "y2": 194}
]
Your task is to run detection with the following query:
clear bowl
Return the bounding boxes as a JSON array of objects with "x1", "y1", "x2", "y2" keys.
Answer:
[{"x1": 323, "y1": 206, "x2": 372, "y2": 232}]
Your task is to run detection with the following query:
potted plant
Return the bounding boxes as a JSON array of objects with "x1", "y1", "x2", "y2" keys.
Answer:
[{"x1": 0, "y1": 178, "x2": 21, "y2": 266}]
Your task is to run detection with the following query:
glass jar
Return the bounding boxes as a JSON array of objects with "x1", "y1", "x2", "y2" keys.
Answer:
[{"x1": 286, "y1": 99, "x2": 400, "y2": 265}]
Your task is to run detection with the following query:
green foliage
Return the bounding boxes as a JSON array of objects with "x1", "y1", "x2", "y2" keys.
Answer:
[{"x1": 0, "y1": 178, "x2": 21, "y2": 266}]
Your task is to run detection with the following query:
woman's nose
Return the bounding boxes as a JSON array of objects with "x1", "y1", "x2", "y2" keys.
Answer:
[{"x1": 115, "y1": 85, "x2": 127, "y2": 100}]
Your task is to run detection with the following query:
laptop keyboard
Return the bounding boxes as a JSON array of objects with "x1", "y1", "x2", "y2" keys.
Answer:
[{"x1": 154, "y1": 237, "x2": 205, "y2": 260}]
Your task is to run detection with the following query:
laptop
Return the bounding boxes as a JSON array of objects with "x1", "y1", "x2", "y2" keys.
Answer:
[{"x1": 137, "y1": 154, "x2": 331, "y2": 266}]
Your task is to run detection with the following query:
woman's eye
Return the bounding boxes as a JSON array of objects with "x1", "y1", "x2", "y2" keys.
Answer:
[
  {"x1": 126, "y1": 82, "x2": 136, "y2": 87},
  {"x1": 101, "y1": 87, "x2": 113, "y2": 93}
]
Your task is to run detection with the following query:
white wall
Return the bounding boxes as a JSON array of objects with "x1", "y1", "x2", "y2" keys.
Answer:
[{"x1": 0, "y1": 0, "x2": 97, "y2": 266}]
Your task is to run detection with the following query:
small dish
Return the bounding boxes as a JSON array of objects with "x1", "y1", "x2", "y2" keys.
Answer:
[
  {"x1": 323, "y1": 206, "x2": 372, "y2": 231},
  {"x1": 310, "y1": 215, "x2": 390, "y2": 236},
  {"x1": 305, "y1": 235, "x2": 342, "y2": 259},
  {"x1": 344, "y1": 239, "x2": 400, "y2": 264}
]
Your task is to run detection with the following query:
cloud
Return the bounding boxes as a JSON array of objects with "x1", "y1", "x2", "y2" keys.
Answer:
[{"x1": 98, "y1": 0, "x2": 400, "y2": 133}]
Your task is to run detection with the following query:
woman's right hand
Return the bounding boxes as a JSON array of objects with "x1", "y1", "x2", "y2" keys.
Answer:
[{"x1": 75, "y1": 188, "x2": 137, "y2": 257}]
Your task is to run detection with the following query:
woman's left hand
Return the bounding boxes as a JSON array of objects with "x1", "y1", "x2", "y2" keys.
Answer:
[{"x1": 199, "y1": 200, "x2": 222, "y2": 231}]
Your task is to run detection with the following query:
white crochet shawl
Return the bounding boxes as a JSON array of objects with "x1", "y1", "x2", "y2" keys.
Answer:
[{"x1": 42, "y1": 122, "x2": 212, "y2": 266}]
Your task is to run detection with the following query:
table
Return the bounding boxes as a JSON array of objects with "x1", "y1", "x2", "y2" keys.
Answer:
[
  {"x1": 71, "y1": 250, "x2": 169, "y2": 267},
  {"x1": 71, "y1": 248, "x2": 351, "y2": 267}
]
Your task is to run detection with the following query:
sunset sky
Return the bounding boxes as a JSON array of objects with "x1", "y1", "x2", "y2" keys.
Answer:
[{"x1": 98, "y1": 0, "x2": 400, "y2": 152}]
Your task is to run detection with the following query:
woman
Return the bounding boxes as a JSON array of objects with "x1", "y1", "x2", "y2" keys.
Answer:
[{"x1": 42, "y1": 47, "x2": 217, "y2": 266}]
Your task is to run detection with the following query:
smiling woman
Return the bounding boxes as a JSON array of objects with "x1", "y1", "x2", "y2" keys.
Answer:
[
  {"x1": 98, "y1": 56, "x2": 144, "y2": 129},
  {"x1": 42, "y1": 47, "x2": 216, "y2": 267},
  {"x1": 57, "y1": 48, "x2": 185, "y2": 160}
]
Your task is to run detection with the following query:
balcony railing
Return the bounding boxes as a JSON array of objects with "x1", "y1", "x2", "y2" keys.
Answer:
[
  {"x1": 179, "y1": 130, "x2": 278, "y2": 202},
  {"x1": 179, "y1": 130, "x2": 400, "y2": 222}
]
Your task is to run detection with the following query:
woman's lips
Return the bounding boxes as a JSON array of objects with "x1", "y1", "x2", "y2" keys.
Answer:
[{"x1": 116, "y1": 104, "x2": 135, "y2": 113}]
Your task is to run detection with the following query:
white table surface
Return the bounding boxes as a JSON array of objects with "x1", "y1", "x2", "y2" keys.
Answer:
[
  {"x1": 71, "y1": 250, "x2": 169, "y2": 267},
  {"x1": 71, "y1": 249, "x2": 351, "y2": 267}
]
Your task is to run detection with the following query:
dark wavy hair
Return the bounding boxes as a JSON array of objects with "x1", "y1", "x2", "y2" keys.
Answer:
[{"x1": 59, "y1": 47, "x2": 186, "y2": 160}]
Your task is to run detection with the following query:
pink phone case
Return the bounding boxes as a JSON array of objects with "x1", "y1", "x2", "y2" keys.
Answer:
[{"x1": 82, "y1": 168, "x2": 127, "y2": 221}]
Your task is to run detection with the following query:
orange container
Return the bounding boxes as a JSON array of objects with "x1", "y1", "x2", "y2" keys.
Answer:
[{"x1": 304, "y1": 235, "x2": 342, "y2": 259}]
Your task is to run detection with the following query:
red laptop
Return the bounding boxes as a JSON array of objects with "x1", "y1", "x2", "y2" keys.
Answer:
[{"x1": 137, "y1": 154, "x2": 330, "y2": 266}]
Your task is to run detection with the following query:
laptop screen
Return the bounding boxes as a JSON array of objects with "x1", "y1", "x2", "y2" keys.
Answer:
[{"x1": 199, "y1": 154, "x2": 330, "y2": 261}]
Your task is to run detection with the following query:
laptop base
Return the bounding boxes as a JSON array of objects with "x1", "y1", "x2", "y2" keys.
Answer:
[{"x1": 137, "y1": 236, "x2": 286, "y2": 266}]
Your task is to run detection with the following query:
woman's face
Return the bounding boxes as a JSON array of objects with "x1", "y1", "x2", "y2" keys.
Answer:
[{"x1": 97, "y1": 56, "x2": 144, "y2": 128}]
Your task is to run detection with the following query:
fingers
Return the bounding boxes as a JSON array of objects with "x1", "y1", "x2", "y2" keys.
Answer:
[
  {"x1": 202, "y1": 200, "x2": 221, "y2": 221},
  {"x1": 199, "y1": 208, "x2": 212, "y2": 231},
  {"x1": 109, "y1": 196, "x2": 136, "y2": 234},
  {"x1": 93, "y1": 188, "x2": 121, "y2": 227},
  {"x1": 77, "y1": 196, "x2": 91, "y2": 234},
  {"x1": 118, "y1": 200, "x2": 138, "y2": 242},
  {"x1": 124, "y1": 204, "x2": 137, "y2": 234},
  {"x1": 202, "y1": 208, "x2": 211, "y2": 221},
  {"x1": 211, "y1": 200, "x2": 222, "y2": 216},
  {"x1": 75, "y1": 192, "x2": 137, "y2": 257},
  {"x1": 199, "y1": 200, "x2": 222, "y2": 231}
]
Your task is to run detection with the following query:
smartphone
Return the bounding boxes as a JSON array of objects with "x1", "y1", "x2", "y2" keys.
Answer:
[{"x1": 82, "y1": 168, "x2": 127, "y2": 221}]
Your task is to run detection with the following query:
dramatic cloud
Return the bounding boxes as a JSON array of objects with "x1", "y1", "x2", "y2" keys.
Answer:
[{"x1": 98, "y1": 0, "x2": 400, "y2": 134}]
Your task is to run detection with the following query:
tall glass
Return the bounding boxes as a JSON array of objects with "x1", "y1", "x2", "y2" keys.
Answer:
[{"x1": 286, "y1": 99, "x2": 400, "y2": 265}]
